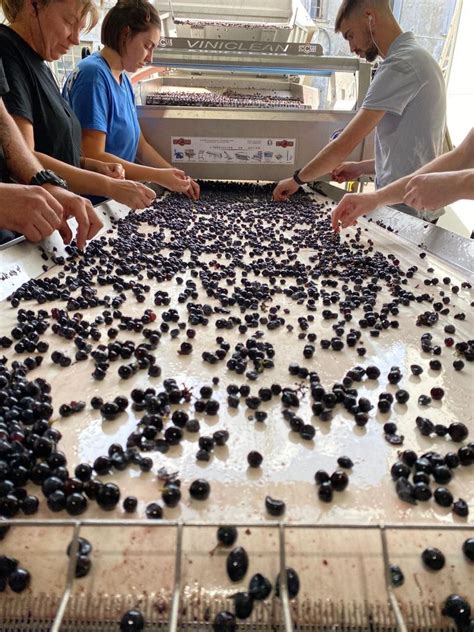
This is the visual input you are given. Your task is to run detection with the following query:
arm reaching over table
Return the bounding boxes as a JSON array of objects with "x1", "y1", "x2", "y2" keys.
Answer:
[
  {"x1": 273, "y1": 109, "x2": 384, "y2": 201},
  {"x1": 332, "y1": 128, "x2": 474, "y2": 231},
  {"x1": 331, "y1": 160, "x2": 375, "y2": 183},
  {"x1": 0, "y1": 99, "x2": 102, "y2": 248},
  {"x1": 404, "y1": 170, "x2": 474, "y2": 211}
]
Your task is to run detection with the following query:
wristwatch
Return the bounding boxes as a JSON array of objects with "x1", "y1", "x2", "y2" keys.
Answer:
[
  {"x1": 292, "y1": 169, "x2": 306, "y2": 186},
  {"x1": 30, "y1": 169, "x2": 68, "y2": 189}
]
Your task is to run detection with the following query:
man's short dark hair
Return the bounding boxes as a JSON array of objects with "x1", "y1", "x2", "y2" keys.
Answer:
[
  {"x1": 102, "y1": 0, "x2": 161, "y2": 55},
  {"x1": 335, "y1": 0, "x2": 389, "y2": 33}
]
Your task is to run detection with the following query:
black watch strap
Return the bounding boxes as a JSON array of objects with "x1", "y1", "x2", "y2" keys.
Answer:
[
  {"x1": 30, "y1": 169, "x2": 68, "y2": 189},
  {"x1": 293, "y1": 169, "x2": 305, "y2": 186}
]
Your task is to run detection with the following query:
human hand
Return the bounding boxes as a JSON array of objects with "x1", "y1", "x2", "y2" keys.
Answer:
[
  {"x1": 109, "y1": 179, "x2": 156, "y2": 210},
  {"x1": 0, "y1": 184, "x2": 63, "y2": 242},
  {"x1": 155, "y1": 168, "x2": 191, "y2": 194},
  {"x1": 184, "y1": 178, "x2": 200, "y2": 200},
  {"x1": 272, "y1": 177, "x2": 300, "y2": 201},
  {"x1": 85, "y1": 158, "x2": 125, "y2": 180},
  {"x1": 404, "y1": 172, "x2": 456, "y2": 211},
  {"x1": 331, "y1": 162, "x2": 363, "y2": 183},
  {"x1": 100, "y1": 162, "x2": 125, "y2": 179},
  {"x1": 331, "y1": 192, "x2": 379, "y2": 231},
  {"x1": 44, "y1": 185, "x2": 103, "y2": 250}
]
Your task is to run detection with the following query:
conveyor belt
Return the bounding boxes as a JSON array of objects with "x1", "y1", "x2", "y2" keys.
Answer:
[{"x1": 0, "y1": 183, "x2": 472, "y2": 630}]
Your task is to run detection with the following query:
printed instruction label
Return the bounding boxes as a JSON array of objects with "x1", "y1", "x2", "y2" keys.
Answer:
[{"x1": 171, "y1": 137, "x2": 296, "y2": 165}]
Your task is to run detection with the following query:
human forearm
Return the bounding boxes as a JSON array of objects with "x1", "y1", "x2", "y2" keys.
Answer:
[
  {"x1": 80, "y1": 145, "x2": 191, "y2": 194},
  {"x1": 32, "y1": 152, "x2": 158, "y2": 209},
  {"x1": 356, "y1": 159, "x2": 376, "y2": 176},
  {"x1": 370, "y1": 175, "x2": 412, "y2": 207},
  {"x1": 82, "y1": 147, "x2": 169, "y2": 182},
  {"x1": 135, "y1": 139, "x2": 171, "y2": 169},
  {"x1": 300, "y1": 149, "x2": 376, "y2": 184},
  {"x1": 298, "y1": 108, "x2": 385, "y2": 183},
  {"x1": 81, "y1": 156, "x2": 110, "y2": 171},
  {"x1": 414, "y1": 145, "x2": 469, "y2": 177},
  {"x1": 456, "y1": 169, "x2": 474, "y2": 200},
  {"x1": 136, "y1": 138, "x2": 200, "y2": 199},
  {"x1": 332, "y1": 159, "x2": 376, "y2": 183},
  {"x1": 273, "y1": 136, "x2": 355, "y2": 202},
  {"x1": 298, "y1": 138, "x2": 352, "y2": 183},
  {"x1": 34, "y1": 152, "x2": 113, "y2": 197},
  {"x1": 404, "y1": 169, "x2": 474, "y2": 211},
  {"x1": 0, "y1": 102, "x2": 42, "y2": 182},
  {"x1": 371, "y1": 158, "x2": 474, "y2": 210}
]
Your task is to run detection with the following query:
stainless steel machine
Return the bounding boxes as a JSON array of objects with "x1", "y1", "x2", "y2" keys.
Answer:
[
  {"x1": 154, "y1": 0, "x2": 317, "y2": 42},
  {"x1": 137, "y1": 0, "x2": 373, "y2": 181}
]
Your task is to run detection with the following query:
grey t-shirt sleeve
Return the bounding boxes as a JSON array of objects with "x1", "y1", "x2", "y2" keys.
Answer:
[
  {"x1": 362, "y1": 59, "x2": 425, "y2": 116},
  {"x1": 0, "y1": 59, "x2": 9, "y2": 97}
]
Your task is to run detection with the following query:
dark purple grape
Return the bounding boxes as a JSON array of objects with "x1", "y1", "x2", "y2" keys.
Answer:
[{"x1": 226, "y1": 546, "x2": 249, "y2": 582}]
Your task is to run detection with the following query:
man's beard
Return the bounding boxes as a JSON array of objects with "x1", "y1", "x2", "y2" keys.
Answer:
[{"x1": 365, "y1": 44, "x2": 379, "y2": 62}]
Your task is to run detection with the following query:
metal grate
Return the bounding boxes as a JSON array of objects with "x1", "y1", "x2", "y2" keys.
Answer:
[{"x1": 2, "y1": 519, "x2": 470, "y2": 632}]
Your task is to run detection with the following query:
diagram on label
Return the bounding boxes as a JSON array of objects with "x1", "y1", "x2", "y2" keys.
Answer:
[{"x1": 171, "y1": 137, "x2": 296, "y2": 165}]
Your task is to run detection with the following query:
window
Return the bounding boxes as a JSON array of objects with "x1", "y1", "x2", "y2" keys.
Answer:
[
  {"x1": 301, "y1": 0, "x2": 325, "y2": 20},
  {"x1": 314, "y1": 0, "x2": 325, "y2": 19}
]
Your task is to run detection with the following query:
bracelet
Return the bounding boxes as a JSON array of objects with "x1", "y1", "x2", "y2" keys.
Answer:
[{"x1": 293, "y1": 169, "x2": 305, "y2": 186}]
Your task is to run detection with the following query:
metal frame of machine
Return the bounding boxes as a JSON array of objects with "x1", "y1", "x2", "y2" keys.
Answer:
[
  {"x1": 154, "y1": 0, "x2": 317, "y2": 43},
  {"x1": 2, "y1": 517, "x2": 473, "y2": 632},
  {"x1": 137, "y1": 47, "x2": 372, "y2": 181},
  {"x1": 132, "y1": 0, "x2": 375, "y2": 181}
]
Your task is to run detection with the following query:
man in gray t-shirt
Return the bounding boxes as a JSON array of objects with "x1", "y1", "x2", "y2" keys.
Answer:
[
  {"x1": 364, "y1": 32, "x2": 446, "y2": 192},
  {"x1": 273, "y1": 0, "x2": 447, "y2": 220}
]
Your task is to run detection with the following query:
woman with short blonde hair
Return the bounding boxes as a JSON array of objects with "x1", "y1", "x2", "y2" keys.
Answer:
[
  {"x1": 1, "y1": 0, "x2": 98, "y2": 31},
  {"x1": 0, "y1": 0, "x2": 163, "y2": 210}
]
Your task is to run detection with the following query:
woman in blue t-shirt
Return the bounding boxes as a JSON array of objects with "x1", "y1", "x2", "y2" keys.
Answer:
[{"x1": 64, "y1": 0, "x2": 199, "y2": 199}]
